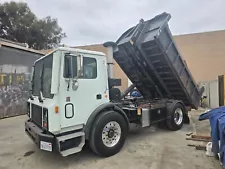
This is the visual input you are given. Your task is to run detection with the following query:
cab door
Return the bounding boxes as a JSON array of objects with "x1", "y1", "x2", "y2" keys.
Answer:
[{"x1": 59, "y1": 52, "x2": 109, "y2": 129}]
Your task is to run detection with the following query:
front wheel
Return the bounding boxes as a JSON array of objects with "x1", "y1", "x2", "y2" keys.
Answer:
[
  {"x1": 89, "y1": 110, "x2": 128, "y2": 157},
  {"x1": 166, "y1": 103, "x2": 185, "y2": 131}
]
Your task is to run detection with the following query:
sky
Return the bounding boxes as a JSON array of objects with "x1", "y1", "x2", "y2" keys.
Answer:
[{"x1": 1, "y1": 0, "x2": 225, "y2": 46}]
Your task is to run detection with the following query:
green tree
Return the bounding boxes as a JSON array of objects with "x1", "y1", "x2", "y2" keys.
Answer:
[{"x1": 0, "y1": 1, "x2": 66, "y2": 50}]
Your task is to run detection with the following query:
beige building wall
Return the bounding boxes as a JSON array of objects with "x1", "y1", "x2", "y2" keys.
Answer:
[{"x1": 174, "y1": 30, "x2": 225, "y2": 82}]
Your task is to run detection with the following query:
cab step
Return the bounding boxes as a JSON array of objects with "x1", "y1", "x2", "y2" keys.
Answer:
[
  {"x1": 60, "y1": 146, "x2": 83, "y2": 157},
  {"x1": 56, "y1": 132, "x2": 85, "y2": 156},
  {"x1": 57, "y1": 132, "x2": 84, "y2": 142}
]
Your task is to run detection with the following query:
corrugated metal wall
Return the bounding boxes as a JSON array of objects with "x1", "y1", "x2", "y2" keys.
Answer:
[{"x1": 0, "y1": 46, "x2": 43, "y2": 118}]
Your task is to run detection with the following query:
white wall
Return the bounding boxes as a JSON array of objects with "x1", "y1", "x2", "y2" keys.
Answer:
[
  {"x1": 198, "y1": 80, "x2": 219, "y2": 108},
  {"x1": 209, "y1": 80, "x2": 219, "y2": 108}
]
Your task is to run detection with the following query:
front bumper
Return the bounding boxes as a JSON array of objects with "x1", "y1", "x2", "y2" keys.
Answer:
[{"x1": 25, "y1": 120, "x2": 56, "y2": 152}]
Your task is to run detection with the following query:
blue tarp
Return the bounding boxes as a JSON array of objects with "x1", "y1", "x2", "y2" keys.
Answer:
[
  {"x1": 199, "y1": 106, "x2": 225, "y2": 167},
  {"x1": 131, "y1": 90, "x2": 142, "y2": 97},
  {"x1": 219, "y1": 118, "x2": 225, "y2": 167}
]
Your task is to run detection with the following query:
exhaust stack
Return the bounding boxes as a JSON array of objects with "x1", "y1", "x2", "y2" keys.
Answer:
[{"x1": 103, "y1": 41, "x2": 117, "y2": 78}]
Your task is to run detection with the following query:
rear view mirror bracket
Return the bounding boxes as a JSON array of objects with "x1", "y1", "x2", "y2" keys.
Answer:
[
  {"x1": 77, "y1": 54, "x2": 84, "y2": 78},
  {"x1": 64, "y1": 53, "x2": 84, "y2": 91}
]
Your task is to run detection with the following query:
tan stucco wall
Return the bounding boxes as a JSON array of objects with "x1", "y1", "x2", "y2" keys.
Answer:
[{"x1": 173, "y1": 30, "x2": 225, "y2": 83}]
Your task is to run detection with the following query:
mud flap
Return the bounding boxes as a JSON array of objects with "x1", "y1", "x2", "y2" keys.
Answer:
[{"x1": 184, "y1": 113, "x2": 190, "y2": 124}]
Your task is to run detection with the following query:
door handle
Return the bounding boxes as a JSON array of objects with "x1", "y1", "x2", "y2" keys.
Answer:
[{"x1": 96, "y1": 94, "x2": 102, "y2": 100}]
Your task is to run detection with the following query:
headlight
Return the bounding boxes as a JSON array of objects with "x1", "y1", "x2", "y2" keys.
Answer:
[{"x1": 43, "y1": 108, "x2": 48, "y2": 129}]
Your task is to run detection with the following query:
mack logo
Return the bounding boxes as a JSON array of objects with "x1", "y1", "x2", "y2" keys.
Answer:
[{"x1": 66, "y1": 97, "x2": 70, "y2": 102}]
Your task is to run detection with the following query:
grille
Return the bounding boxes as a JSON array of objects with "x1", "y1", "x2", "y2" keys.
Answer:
[{"x1": 31, "y1": 104, "x2": 42, "y2": 127}]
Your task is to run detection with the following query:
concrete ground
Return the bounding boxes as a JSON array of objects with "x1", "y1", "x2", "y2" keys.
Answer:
[{"x1": 0, "y1": 109, "x2": 221, "y2": 169}]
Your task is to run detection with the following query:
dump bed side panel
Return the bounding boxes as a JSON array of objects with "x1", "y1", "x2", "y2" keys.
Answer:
[{"x1": 113, "y1": 12, "x2": 203, "y2": 109}]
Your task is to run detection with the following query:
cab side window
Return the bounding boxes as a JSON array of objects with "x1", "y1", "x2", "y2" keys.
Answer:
[
  {"x1": 63, "y1": 55, "x2": 97, "y2": 79},
  {"x1": 83, "y1": 57, "x2": 97, "y2": 79}
]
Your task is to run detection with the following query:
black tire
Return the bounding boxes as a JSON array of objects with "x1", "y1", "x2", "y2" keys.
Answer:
[
  {"x1": 166, "y1": 103, "x2": 185, "y2": 131},
  {"x1": 89, "y1": 110, "x2": 128, "y2": 157}
]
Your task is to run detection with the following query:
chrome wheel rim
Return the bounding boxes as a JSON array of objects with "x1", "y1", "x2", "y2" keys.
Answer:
[
  {"x1": 102, "y1": 121, "x2": 121, "y2": 147},
  {"x1": 174, "y1": 108, "x2": 183, "y2": 125}
]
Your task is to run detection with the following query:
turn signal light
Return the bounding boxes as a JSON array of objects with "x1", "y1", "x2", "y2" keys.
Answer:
[{"x1": 55, "y1": 106, "x2": 59, "y2": 113}]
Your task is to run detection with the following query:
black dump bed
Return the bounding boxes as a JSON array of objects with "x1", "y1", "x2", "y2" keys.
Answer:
[{"x1": 113, "y1": 12, "x2": 204, "y2": 109}]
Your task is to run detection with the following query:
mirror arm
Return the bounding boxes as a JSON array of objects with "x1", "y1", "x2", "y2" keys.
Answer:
[{"x1": 64, "y1": 54, "x2": 82, "y2": 91}]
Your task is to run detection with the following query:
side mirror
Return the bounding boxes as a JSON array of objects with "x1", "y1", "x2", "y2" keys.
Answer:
[
  {"x1": 77, "y1": 55, "x2": 83, "y2": 78},
  {"x1": 71, "y1": 55, "x2": 83, "y2": 91},
  {"x1": 64, "y1": 54, "x2": 84, "y2": 91},
  {"x1": 64, "y1": 54, "x2": 84, "y2": 79}
]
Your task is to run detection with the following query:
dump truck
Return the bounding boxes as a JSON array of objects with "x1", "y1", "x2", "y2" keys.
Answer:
[{"x1": 25, "y1": 12, "x2": 204, "y2": 157}]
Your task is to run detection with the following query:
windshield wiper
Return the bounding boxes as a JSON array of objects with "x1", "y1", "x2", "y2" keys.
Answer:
[{"x1": 38, "y1": 64, "x2": 44, "y2": 103}]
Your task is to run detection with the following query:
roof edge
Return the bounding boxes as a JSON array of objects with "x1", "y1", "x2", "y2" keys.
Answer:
[
  {"x1": 0, "y1": 41, "x2": 45, "y2": 55},
  {"x1": 173, "y1": 29, "x2": 225, "y2": 37}
]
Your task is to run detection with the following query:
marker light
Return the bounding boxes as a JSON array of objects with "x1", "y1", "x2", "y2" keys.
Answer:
[{"x1": 55, "y1": 106, "x2": 59, "y2": 113}]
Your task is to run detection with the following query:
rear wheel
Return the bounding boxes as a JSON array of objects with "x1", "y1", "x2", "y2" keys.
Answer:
[
  {"x1": 166, "y1": 103, "x2": 185, "y2": 131},
  {"x1": 89, "y1": 110, "x2": 128, "y2": 157}
]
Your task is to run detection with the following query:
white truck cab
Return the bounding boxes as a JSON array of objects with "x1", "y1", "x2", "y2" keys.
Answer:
[{"x1": 26, "y1": 47, "x2": 115, "y2": 156}]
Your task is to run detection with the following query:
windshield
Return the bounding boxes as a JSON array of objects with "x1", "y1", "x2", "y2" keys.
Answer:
[{"x1": 32, "y1": 53, "x2": 53, "y2": 99}]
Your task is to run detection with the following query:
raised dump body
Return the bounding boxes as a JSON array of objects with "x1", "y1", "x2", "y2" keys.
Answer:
[{"x1": 113, "y1": 12, "x2": 204, "y2": 109}]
